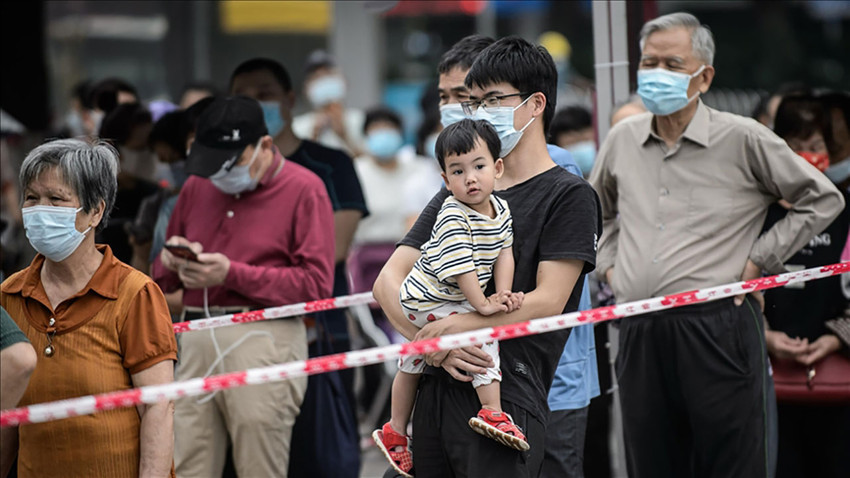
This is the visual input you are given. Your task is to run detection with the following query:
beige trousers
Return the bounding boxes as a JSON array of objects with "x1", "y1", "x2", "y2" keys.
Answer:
[{"x1": 173, "y1": 318, "x2": 308, "y2": 478}]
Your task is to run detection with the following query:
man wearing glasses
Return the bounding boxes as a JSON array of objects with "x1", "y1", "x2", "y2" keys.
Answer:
[{"x1": 374, "y1": 36, "x2": 602, "y2": 477}]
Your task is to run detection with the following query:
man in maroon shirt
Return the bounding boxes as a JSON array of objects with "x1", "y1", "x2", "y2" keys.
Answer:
[{"x1": 152, "y1": 96, "x2": 335, "y2": 477}]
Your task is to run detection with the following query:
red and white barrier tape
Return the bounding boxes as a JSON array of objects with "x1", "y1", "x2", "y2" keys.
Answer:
[
  {"x1": 2, "y1": 262, "x2": 847, "y2": 428},
  {"x1": 171, "y1": 292, "x2": 375, "y2": 334}
]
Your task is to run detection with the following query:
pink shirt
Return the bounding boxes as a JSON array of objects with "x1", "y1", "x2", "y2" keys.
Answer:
[{"x1": 153, "y1": 150, "x2": 335, "y2": 308}]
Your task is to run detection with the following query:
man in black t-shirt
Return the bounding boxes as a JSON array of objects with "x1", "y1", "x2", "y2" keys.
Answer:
[{"x1": 373, "y1": 37, "x2": 601, "y2": 477}]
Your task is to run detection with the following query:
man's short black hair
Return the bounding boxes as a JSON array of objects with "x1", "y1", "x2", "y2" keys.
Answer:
[
  {"x1": 774, "y1": 95, "x2": 826, "y2": 143},
  {"x1": 438, "y1": 35, "x2": 495, "y2": 75},
  {"x1": 363, "y1": 106, "x2": 403, "y2": 134},
  {"x1": 72, "y1": 80, "x2": 94, "y2": 109},
  {"x1": 98, "y1": 102, "x2": 152, "y2": 146},
  {"x1": 91, "y1": 78, "x2": 138, "y2": 114},
  {"x1": 435, "y1": 119, "x2": 501, "y2": 171},
  {"x1": 229, "y1": 58, "x2": 293, "y2": 93},
  {"x1": 465, "y1": 36, "x2": 558, "y2": 134},
  {"x1": 185, "y1": 96, "x2": 217, "y2": 130},
  {"x1": 149, "y1": 110, "x2": 191, "y2": 158},
  {"x1": 549, "y1": 106, "x2": 592, "y2": 142},
  {"x1": 182, "y1": 81, "x2": 219, "y2": 97}
]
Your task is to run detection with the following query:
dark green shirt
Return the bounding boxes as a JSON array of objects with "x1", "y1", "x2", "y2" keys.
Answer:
[{"x1": 0, "y1": 305, "x2": 28, "y2": 350}]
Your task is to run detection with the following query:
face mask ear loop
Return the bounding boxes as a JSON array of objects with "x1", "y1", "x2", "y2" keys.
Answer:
[
  {"x1": 76, "y1": 207, "x2": 93, "y2": 235},
  {"x1": 688, "y1": 65, "x2": 707, "y2": 102}
]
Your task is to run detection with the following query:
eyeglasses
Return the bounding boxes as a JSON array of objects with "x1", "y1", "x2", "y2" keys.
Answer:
[{"x1": 460, "y1": 92, "x2": 532, "y2": 115}]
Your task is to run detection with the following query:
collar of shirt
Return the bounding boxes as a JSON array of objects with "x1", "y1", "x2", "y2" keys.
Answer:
[
  {"x1": 258, "y1": 146, "x2": 285, "y2": 187},
  {"x1": 637, "y1": 100, "x2": 711, "y2": 149},
  {"x1": 2, "y1": 244, "x2": 124, "y2": 333}
]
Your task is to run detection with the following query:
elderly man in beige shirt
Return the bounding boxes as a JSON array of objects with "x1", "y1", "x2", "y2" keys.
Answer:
[{"x1": 589, "y1": 12, "x2": 844, "y2": 478}]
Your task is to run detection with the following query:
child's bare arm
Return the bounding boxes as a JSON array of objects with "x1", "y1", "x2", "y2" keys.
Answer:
[
  {"x1": 493, "y1": 246, "x2": 514, "y2": 293},
  {"x1": 455, "y1": 271, "x2": 507, "y2": 316}
]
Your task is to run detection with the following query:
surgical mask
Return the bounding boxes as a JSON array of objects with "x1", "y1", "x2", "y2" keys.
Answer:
[
  {"x1": 91, "y1": 110, "x2": 105, "y2": 134},
  {"x1": 366, "y1": 130, "x2": 404, "y2": 161},
  {"x1": 259, "y1": 101, "x2": 286, "y2": 137},
  {"x1": 424, "y1": 133, "x2": 439, "y2": 159},
  {"x1": 473, "y1": 95, "x2": 535, "y2": 158},
  {"x1": 119, "y1": 147, "x2": 156, "y2": 181},
  {"x1": 440, "y1": 103, "x2": 467, "y2": 128},
  {"x1": 22, "y1": 206, "x2": 91, "y2": 262},
  {"x1": 307, "y1": 75, "x2": 346, "y2": 107},
  {"x1": 65, "y1": 111, "x2": 86, "y2": 137},
  {"x1": 169, "y1": 161, "x2": 190, "y2": 189},
  {"x1": 637, "y1": 65, "x2": 705, "y2": 116},
  {"x1": 825, "y1": 158, "x2": 850, "y2": 184},
  {"x1": 566, "y1": 140, "x2": 597, "y2": 177},
  {"x1": 210, "y1": 139, "x2": 262, "y2": 195}
]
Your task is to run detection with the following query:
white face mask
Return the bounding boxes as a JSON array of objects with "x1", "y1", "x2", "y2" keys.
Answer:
[
  {"x1": 22, "y1": 206, "x2": 91, "y2": 262},
  {"x1": 473, "y1": 95, "x2": 535, "y2": 157},
  {"x1": 307, "y1": 75, "x2": 346, "y2": 107},
  {"x1": 210, "y1": 139, "x2": 263, "y2": 195}
]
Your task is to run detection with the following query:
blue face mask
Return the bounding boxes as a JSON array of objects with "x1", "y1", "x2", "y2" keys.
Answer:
[
  {"x1": 424, "y1": 133, "x2": 439, "y2": 159},
  {"x1": 210, "y1": 139, "x2": 263, "y2": 195},
  {"x1": 307, "y1": 75, "x2": 346, "y2": 107},
  {"x1": 473, "y1": 95, "x2": 535, "y2": 158},
  {"x1": 637, "y1": 65, "x2": 705, "y2": 116},
  {"x1": 366, "y1": 130, "x2": 404, "y2": 161},
  {"x1": 566, "y1": 140, "x2": 597, "y2": 177},
  {"x1": 169, "y1": 161, "x2": 190, "y2": 189},
  {"x1": 440, "y1": 103, "x2": 467, "y2": 128},
  {"x1": 259, "y1": 101, "x2": 286, "y2": 137},
  {"x1": 825, "y1": 158, "x2": 850, "y2": 184},
  {"x1": 22, "y1": 206, "x2": 91, "y2": 262}
]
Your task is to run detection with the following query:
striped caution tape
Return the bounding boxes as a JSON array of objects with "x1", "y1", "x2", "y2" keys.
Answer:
[{"x1": 2, "y1": 262, "x2": 847, "y2": 428}]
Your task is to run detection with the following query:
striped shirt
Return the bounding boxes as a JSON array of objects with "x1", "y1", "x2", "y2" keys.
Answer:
[{"x1": 400, "y1": 194, "x2": 513, "y2": 311}]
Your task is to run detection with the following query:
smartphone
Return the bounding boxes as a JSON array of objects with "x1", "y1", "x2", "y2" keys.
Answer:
[{"x1": 165, "y1": 244, "x2": 199, "y2": 262}]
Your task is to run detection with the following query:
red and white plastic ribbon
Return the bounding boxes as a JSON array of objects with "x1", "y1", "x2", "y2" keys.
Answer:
[
  {"x1": 2, "y1": 262, "x2": 847, "y2": 428},
  {"x1": 171, "y1": 292, "x2": 375, "y2": 334}
]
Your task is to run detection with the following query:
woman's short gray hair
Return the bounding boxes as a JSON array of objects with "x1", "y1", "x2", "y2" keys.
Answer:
[
  {"x1": 639, "y1": 12, "x2": 715, "y2": 66},
  {"x1": 19, "y1": 139, "x2": 119, "y2": 232}
]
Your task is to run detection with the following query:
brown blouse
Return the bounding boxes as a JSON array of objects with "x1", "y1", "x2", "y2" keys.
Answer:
[{"x1": 1, "y1": 245, "x2": 178, "y2": 477}]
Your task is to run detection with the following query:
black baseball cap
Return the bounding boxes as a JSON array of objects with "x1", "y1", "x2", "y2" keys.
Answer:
[{"x1": 185, "y1": 96, "x2": 268, "y2": 178}]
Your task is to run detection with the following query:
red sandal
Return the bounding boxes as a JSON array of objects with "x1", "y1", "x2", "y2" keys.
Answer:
[
  {"x1": 468, "y1": 408, "x2": 530, "y2": 451},
  {"x1": 372, "y1": 422, "x2": 414, "y2": 477}
]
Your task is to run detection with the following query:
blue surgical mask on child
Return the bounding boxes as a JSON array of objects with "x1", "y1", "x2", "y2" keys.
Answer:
[
  {"x1": 367, "y1": 130, "x2": 404, "y2": 161},
  {"x1": 473, "y1": 95, "x2": 535, "y2": 158},
  {"x1": 259, "y1": 101, "x2": 286, "y2": 137},
  {"x1": 210, "y1": 138, "x2": 263, "y2": 195},
  {"x1": 22, "y1": 206, "x2": 92, "y2": 262},
  {"x1": 566, "y1": 141, "x2": 597, "y2": 178},
  {"x1": 637, "y1": 65, "x2": 705, "y2": 116}
]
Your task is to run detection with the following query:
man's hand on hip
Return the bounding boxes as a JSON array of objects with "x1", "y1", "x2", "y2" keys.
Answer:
[{"x1": 734, "y1": 259, "x2": 764, "y2": 310}]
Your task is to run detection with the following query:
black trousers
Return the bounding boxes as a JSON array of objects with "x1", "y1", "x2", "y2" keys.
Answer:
[
  {"x1": 775, "y1": 402, "x2": 850, "y2": 478},
  {"x1": 411, "y1": 374, "x2": 546, "y2": 478},
  {"x1": 616, "y1": 296, "x2": 768, "y2": 478}
]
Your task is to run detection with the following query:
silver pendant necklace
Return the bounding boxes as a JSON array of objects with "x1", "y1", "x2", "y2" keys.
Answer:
[{"x1": 44, "y1": 317, "x2": 56, "y2": 357}]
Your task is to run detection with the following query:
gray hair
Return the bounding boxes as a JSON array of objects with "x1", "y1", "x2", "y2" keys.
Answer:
[
  {"x1": 19, "y1": 139, "x2": 119, "y2": 232},
  {"x1": 639, "y1": 12, "x2": 715, "y2": 66}
]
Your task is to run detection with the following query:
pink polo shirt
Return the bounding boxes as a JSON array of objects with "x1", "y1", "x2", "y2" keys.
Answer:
[{"x1": 153, "y1": 148, "x2": 335, "y2": 309}]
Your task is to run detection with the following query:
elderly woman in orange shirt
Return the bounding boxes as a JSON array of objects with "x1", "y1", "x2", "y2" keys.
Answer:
[{"x1": 0, "y1": 139, "x2": 178, "y2": 477}]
